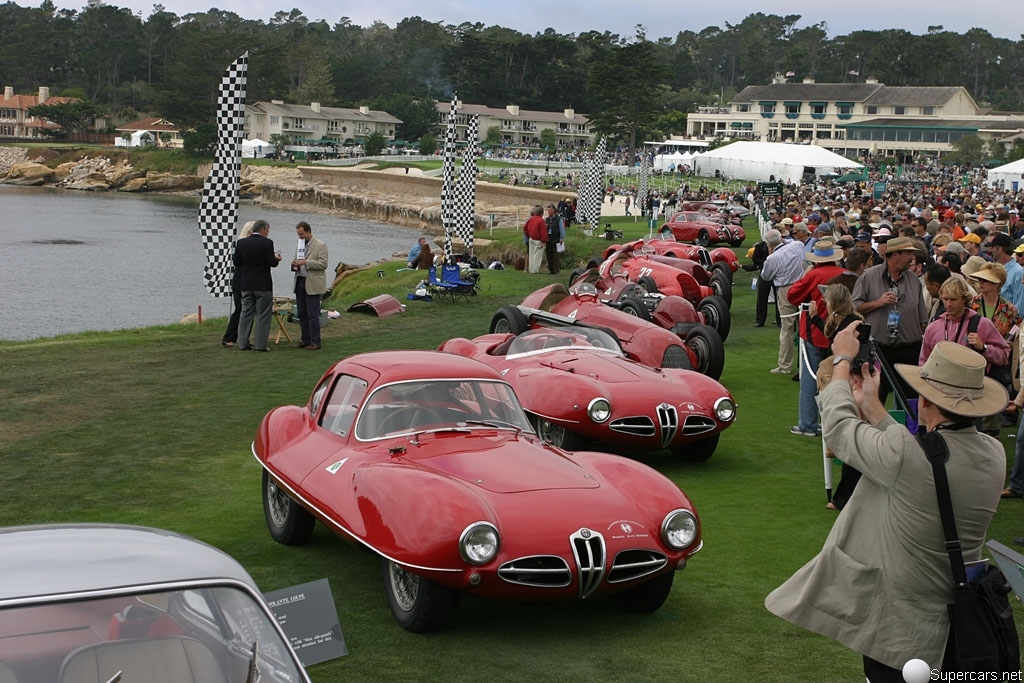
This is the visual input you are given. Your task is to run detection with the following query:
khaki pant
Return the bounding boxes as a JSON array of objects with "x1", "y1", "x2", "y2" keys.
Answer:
[{"x1": 776, "y1": 284, "x2": 797, "y2": 372}]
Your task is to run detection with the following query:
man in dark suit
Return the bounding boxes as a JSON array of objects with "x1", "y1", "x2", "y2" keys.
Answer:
[{"x1": 234, "y1": 219, "x2": 281, "y2": 351}]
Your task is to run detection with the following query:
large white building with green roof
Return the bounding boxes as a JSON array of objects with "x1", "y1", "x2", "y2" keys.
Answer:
[{"x1": 686, "y1": 75, "x2": 1024, "y2": 161}]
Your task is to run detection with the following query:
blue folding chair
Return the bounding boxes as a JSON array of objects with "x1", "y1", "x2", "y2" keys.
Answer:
[
  {"x1": 441, "y1": 264, "x2": 479, "y2": 301},
  {"x1": 426, "y1": 266, "x2": 457, "y2": 303}
]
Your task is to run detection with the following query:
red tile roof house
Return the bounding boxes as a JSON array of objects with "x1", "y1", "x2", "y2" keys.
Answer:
[{"x1": 1, "y1": 86, "x2": 85, "y2": 139}]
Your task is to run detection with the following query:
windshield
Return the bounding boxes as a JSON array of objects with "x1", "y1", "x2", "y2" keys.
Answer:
[
  {"x1": 0, "y1": 586, "x2": 305, "y2": 683},
  {"x1": 354, "y1": 379, "x2": 533, "y2": 440},
  {"x1": 506, "y1": 328, "x2": 622, "y2": 359}
]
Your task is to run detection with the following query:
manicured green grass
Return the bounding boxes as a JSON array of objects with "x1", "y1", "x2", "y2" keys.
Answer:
[{"x1": 2, "y1": 235, "x2": 1022, "y2": 682}]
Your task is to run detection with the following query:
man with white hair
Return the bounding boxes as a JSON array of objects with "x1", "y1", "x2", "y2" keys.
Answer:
[{"x1": 761, "y1": 228, "x2": 807, "y2": 375}]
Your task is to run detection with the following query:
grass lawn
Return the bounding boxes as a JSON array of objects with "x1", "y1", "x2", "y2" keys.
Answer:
[{"x1": 2, "y1": 217, "x2": 1022, "y2": 682}]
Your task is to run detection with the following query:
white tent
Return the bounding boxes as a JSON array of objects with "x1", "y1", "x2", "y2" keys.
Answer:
[
  {"x1": 987, "y1": 158, "x2": 1024, "y2": 190},
  {"x1": 242, "y1": 138, "x2": 275, "y2": 158},
  {"x1": 654, "y1": 151, "x2": 686, "y2": 171},
  {"x1": 692, "y1": 141, "x2": 862, "y2": 185}
]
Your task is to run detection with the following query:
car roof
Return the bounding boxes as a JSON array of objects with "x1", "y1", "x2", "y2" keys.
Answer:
[
  {"x1": 0, "y1": 524, "x2": 259, "y2": 603},
  {"x1": 334, "y1": 350, "x2": 505, "y2": 384}
]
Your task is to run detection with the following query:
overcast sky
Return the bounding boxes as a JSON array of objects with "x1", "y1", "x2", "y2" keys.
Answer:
[{"x1": 59, "y1": 0, "x2": 1018, "y2": 41}]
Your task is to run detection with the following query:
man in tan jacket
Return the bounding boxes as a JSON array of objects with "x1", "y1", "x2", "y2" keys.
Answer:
[
  {"x1": 292, "y1": 221, "x2": 329, "y2": 350},
  {"x1": 767, "y1": 332, "x2": 1006, "y2": 679}
]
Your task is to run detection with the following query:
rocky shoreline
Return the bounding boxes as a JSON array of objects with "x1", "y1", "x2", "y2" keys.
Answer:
[{"x1": 0, "y1": 147, "x2": 540, "y2": 233}]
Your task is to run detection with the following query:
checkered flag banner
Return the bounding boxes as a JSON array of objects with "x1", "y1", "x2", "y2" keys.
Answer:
[
  {"x1": 439, "y1": 94, "x2": 459, "y2": 265},
  {"x1": 453, "y1": 114, "x2": 479, "y2": 255},
  {"x1": 637, "y1": 150, "x2": 651, "y2": 217},
  {"x1": 575, "y1": 136, "x2": 607, "y2": 227},
  {"x1": 198, "y1": 52, "x2": 248, "y2": 297}
]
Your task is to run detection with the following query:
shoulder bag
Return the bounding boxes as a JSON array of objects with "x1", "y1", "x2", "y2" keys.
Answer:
[{"x1": 918, "y1": 430, "x2": 1020, "y2": 672}]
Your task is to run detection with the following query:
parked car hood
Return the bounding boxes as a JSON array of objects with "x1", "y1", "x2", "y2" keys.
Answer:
[
  {"x1": 394, "y1": 431, "x2": 600, "y2": 494},
  {"x1": 506, "y1": 351, "x2": 663, "y2": 385}
]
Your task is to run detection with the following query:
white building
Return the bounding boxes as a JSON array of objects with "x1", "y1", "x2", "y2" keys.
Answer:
[
  {"x1": 686, "y1": 75, "x2": 1024, "y2": 162},
  {"x1": 436, "y1": 101, "x2": 595, "y2": 150},
  {"x1": 245, "y1": 101, "x2": 402, "y2": 146}
]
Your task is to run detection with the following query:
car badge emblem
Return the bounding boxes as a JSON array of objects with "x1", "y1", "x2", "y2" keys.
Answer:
[
  {"x1": 325, "y1": 458, "x2": 348, "y2": 474},
  {"x1": 580, "y1": 528, "x2": 591, "y2": 539},
  {"x1": 620, "y1": 523, "x2": 632, "y2": 534}
]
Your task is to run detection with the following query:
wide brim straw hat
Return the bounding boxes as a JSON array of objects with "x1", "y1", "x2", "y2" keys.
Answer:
[
  {"x1": 805, "y1": 239, "x2": 845, "y2": 264},
  {"x1": 895, "y1": 341, "x2": 1008, "y2": 418}
]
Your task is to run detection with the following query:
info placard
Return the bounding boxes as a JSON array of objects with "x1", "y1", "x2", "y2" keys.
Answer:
[{"x1": 264, "y1": 578, "x2": 348, "y2": 666}]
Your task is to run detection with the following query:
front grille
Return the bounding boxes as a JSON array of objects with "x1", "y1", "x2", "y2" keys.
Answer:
[
  {"x1": 682, "y1": 415, "x2": 716, "y2": 435},
  {"x1": 697, "y1": 249, "x2": 712, "y2": 269},
  {"x1": 661, "y1": 345, "x2": 691, "y2": 369},
  {"x1": 608, "y1": 549, "x2": 668, "y2": 583},
  {"x1": 609, "y1": 415, "x2": 656, "y2": 437},
  {"x1": 658, "y1": 403, "x2": 679, "y2": 447},
  {"x1": 570, "y1": 529, "x2": 606, "y2": 599},
  {"x1": 498, "y1": 555, "x2": 571, "y2": 587}
]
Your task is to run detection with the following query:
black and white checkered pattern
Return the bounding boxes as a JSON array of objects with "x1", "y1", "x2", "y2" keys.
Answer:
[
  {"x1": 637, "y1": 151, "x2": 651, "y2": 216},
  {"x1": 575, "y1": 136, "x2": 606, "y2": 228},
  {"x1": 198, "y1": 52, "x2": 248, "y2": 297},
  {"x1": 452, "y1": 114, "x2": 479, "y2": 255},
  {"x1": 439, "y1": 95, "x2": 459, "y2": 265}
]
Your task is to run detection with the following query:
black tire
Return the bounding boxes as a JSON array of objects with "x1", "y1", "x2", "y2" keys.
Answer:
[
  {"x1": 382, "y1": 559, "x2": 452, "y2": 633},
  {"x1": 673, "y1": 434, "x2": 720, "y2": 462},
  {"x1": 696, "y1": 230, "x2": 710, "y2": 247},
  {"x1": 531, "y1": 415, "x2": 584, "y2": 450},
  {"x1": 568, "y1": 268, "x2": 587, "y2": 289},
  {"x1": 637, "y1": 275, "x2": 659, "y2": 295},
  {"x1": 489, "y1": 306, "x2": 528, "y2": 335},
  {"x1": 263, "y1": 470, "x2": 315, "y2": 546},
  {"x1": 711, "y1": 260, "x2": 733, "y2": 284},
  {"x1": 685, "y1": 326, "x2": 725, "y2": 381},
  {"x1": 617, "y1": 297, "x2": 652, "y2": 322},
  {"x1": 709, "y1": 271, "x2": 733, "y2": 306},
  {"x1": 608, "y1": 571, "x2": 674, "y2": 613},
  {"x1": 697, "y1": 295, "x2": 731, "y2": 342}
]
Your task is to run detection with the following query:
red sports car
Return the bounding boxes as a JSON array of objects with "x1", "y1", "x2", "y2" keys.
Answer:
[
  {"x1": 254, "y1": 351, "x2": 703, "y2": 632},
  {"x1": 661, "y1": 211, "x2": 745, "y2": 247},
  {"x1": 503, "y1": 284, "x2": 725, "y2": 379},
  {"x1": 439, "y1": 326, "x2": 735, "y2": 460}
]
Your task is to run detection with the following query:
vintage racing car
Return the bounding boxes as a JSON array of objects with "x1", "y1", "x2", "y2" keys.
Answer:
[
  {"x1": 660, "y1": 211, "x2": 745, "y2": 247},
  {"x1": 499, "y1": 285, "x2": 725, "y2": 379},
  {"x1": 439, "y1": 326, "x2": 735, "y2": 460},
  {"x1": 254, "y1": 351, "x2": 703, "y2": 633}
]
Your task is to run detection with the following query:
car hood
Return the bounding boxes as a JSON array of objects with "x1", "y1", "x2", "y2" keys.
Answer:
[
  {"x1": 397, "y1": 431, "x2": 600, "y2": 494},
  {"x1": 507, "y1": 351, "x2": 661, "y2": 385}
]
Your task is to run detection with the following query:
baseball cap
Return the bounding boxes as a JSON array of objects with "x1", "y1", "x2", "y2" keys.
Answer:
[
  {"x1": 958, "y1": 233, "x2": 981, "y2": 244},
  {"x1": 990, "y1": 232, "x2": 1013, "y2": 249}
]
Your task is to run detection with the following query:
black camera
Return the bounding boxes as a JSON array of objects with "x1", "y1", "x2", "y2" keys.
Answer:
[{"x1": 852, "y1": 323, "x2": 874, "y2": 373}]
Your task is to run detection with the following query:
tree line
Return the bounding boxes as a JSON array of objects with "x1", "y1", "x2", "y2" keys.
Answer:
[{"x1": 2, "y1": 2, "x2": 1022, "y2": 154}]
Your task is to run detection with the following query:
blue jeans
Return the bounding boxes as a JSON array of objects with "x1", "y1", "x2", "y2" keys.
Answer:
[
  {"x1": 295, "y1": 278, "x2": 322, "y2": 346},
  {"x1": 1010, "y1": 417, "x2": 1024, "y2": 493},
  {"x1": 799, "y1": 341, "x2": 828, "y2": 433}
]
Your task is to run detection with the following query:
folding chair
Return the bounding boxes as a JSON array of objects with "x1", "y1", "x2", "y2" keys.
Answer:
[
  {"x1": 441, "y1": 265, "x2": 479, "y2": 301},
  {"x1": 426, "y1": 266, "x2": 457, "y2": 303}
]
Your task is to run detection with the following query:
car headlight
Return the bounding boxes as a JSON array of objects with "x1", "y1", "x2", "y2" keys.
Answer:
[
  {"x1": 661, "y1": 509, "x2": 698, "y2": 550},
  {"x1": 714, "y1": 397, "x2": 736, "y2": 422},
  {"x1": 588, "y1": 398, "x2": 611, "y2": 423},
  {"x1": 460, "y1": 522, "x2": 500, "y2": 565}
]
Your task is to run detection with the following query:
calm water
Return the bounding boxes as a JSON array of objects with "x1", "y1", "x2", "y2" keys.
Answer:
[{"x1": 0, "y1": 185, "x2": 418, "y2": 340}]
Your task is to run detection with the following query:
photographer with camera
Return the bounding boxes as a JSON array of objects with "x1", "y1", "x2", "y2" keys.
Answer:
[{"x1": 767, "y1": 329, "x2": 1007, "y2": 681}]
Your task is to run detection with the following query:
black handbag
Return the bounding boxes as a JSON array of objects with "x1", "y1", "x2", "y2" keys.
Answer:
[{"x1": 918, "y1": 430, "x2": 1020, "y2": 672}]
